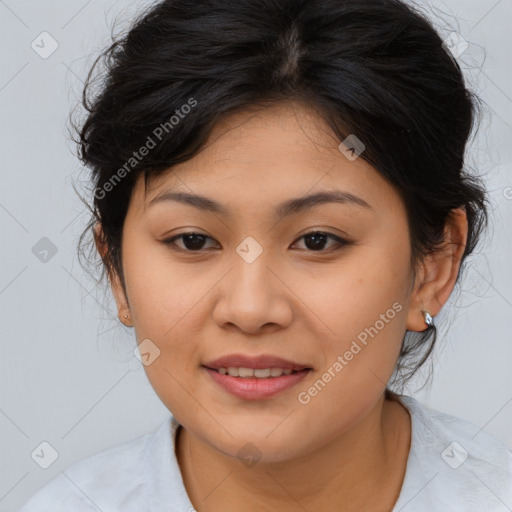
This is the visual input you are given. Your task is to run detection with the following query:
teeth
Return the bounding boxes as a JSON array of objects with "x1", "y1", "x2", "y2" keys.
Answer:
[
  {"x1": 254, "y1": 368, "x2": 270, "y2": 378},
  {"x1": 218, "y1": 367, "x2": 296, "y2": 378},
  {"x1": 238, "y1": 367, "x2": 254, "y2": 378},
  {"x1": 227, "y1": 367, "x2": 239, "y2": 377}
]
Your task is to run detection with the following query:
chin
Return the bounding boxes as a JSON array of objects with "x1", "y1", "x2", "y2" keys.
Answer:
[{"x1": 201, "y1": 421, "x2": 314, "y2": 464}]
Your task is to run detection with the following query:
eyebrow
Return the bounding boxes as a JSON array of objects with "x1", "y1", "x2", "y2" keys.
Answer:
[{"x1": 148, "y1": 189, "x2": 373, "y2": 218}]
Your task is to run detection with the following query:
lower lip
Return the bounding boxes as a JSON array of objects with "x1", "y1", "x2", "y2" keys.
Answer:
[{"x1": 204, "y1": 367, "x2": 311, "y2": 400}]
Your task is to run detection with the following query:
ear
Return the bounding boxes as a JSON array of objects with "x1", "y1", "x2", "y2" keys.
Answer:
[
  {"x1": 406, "y1": 207, "x2": 468, "y2": 331},
  {"x1": 93, "y1": 222, "x2": 132, "y2": 325}
]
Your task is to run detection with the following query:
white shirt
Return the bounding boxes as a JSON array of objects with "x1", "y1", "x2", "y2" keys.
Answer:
[{"x1": 17, "y1": 395, "x2": 512, "y2": 511}]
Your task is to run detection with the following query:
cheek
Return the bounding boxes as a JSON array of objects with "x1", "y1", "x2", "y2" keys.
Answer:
[
  {"x1": 292, "y1": 294, "x2": 409, "y2": 444},
  {"x1": 123, "y1": 233, "x2": 204, "y2": 337},
  {"x1": 298, "y1": 240, "x2": 411, "y2": 394},
  {"x1": 122, "y1": 236, "x2": 210, "y2": 386},
  {"x1": 298, "y1": 240, "x2": 410, "y2": 345}
]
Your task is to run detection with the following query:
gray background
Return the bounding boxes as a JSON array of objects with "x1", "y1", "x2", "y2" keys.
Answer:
[{"x1": 1, "y1": 0, "x2": 511, "y2": 510}]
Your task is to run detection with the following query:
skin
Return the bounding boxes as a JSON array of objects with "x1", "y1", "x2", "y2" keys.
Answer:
[{"x1": 96, "y1": 101, "x2": 468, "y2": 511}]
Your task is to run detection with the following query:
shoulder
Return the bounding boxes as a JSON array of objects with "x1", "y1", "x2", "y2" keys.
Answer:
[
  {"x1": 17, "y1": 417, "x2": 173, "y2": 512},
  {"x1": 395, "y1": 395, "x2": 512, "y2": 512},
  {"x1": 403, "y1": 395, "x2": 512, "y2": 473}
]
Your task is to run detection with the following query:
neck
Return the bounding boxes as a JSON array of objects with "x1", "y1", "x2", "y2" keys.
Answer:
[{"x1": 176, "y1": 393, "x2": 411, "y2": 512}]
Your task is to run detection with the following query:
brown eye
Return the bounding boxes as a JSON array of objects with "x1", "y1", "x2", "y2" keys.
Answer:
[
  {"x1": 292, "y1": 231, "x2": 349, "y2": 252},
  {"x1": 162, "y1": 230, "x2": 349, "y2": 254},
  {"x1": 163, "y1": 232, "x2": 218, "y2": 252}
]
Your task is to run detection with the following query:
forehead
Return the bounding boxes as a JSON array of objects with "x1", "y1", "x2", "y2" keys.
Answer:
[{"x1": 134, "y1": 102, "x2": 401, "y2": 217}]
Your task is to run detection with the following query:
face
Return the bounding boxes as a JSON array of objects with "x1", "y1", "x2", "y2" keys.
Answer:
[{"x1": 110, "y1": 101, "x2": 419, "y2": 462}]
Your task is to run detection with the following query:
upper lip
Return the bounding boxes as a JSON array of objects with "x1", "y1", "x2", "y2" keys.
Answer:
[{"x1": 203, "y1": 353, "x2": 312, "y2": 371}]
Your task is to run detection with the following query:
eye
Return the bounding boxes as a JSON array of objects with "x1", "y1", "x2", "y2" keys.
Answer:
[
  {"x1": 163, "y1": 232, "x2": 218, "y2": 252},
  {"x1": 291, "y1": 231, "x2": 349, "y2": 252},
  {"x1": 162, "y1": 230, "x2": 349, "y2": 253}
]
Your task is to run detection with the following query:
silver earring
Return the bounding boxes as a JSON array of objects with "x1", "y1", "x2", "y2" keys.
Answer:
[{"x1": 422, "y1": 310, "x2": 434, "y2": 327}]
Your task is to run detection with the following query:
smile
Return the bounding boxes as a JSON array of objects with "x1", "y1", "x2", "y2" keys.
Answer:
[
  {"x1": 203, "y1": 366, "x2": 312, "y2": 400},
  {"x1": 216, "y1": 367, "x2": 295, "y2": 378}
]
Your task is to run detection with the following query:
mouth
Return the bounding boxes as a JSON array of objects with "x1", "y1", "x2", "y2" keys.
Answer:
[
  {"x1": 202, "y1": 354, "x2": 313, "y2": 400},
  {"x1": 205, "y1": 366, "x2": 304, "y2": 378}
]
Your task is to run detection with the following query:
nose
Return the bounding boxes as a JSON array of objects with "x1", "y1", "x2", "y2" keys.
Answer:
[{"x1": 211, "y1": 247, "x2": 294, "y2": 335}]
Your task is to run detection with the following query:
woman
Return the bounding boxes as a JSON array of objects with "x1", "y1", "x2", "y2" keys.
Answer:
[{"x1": 18, "y1": 0, "x2": 512, "y2": 510}]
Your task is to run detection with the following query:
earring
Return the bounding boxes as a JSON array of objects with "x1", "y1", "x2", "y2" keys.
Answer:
[
  {"x1": 120, "y1": 313, "x2": 131, "y2": 326},
  {"x1": 421, "y1": 310, "x2": 434, "y2": 327}
]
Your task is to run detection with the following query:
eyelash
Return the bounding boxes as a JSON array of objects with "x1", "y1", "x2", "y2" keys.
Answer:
[{"x1": 162, "y1": 230, "x2": 350, "y2": 254}]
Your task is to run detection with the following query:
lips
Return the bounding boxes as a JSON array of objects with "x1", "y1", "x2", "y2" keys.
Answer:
[
  {"x1": 203, "y1": 353, "x2": 311, "y2": 372},
  {"x1": 202, "y1": 353, "x2": 313, "y2": 400}
]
